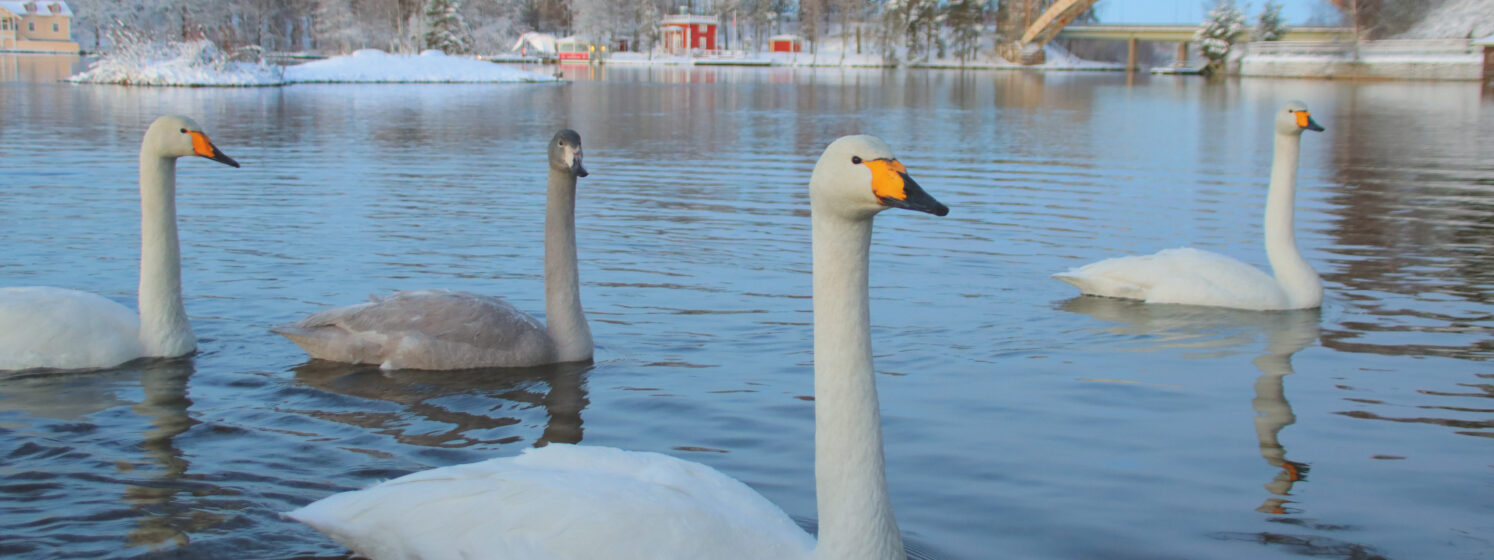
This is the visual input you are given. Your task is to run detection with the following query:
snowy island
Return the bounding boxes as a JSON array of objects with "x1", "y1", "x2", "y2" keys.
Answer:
[{"x1": 67, "y1": 41, "x2": 558, "y2": 87}]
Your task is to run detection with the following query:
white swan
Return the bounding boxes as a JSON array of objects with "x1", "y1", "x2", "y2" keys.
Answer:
[
  {"x1": 273, "y1": 129, "x2": 593, "y2": 370},
  {"x1": 286, "y1": 135, "x2": 950, "y2": 560},
  {"x1": 1054, "y1": 101, "x2": 1325, "y2": 311},
  {"x1": 0, "y1": 115, "x2": 239, "y2": 372}
]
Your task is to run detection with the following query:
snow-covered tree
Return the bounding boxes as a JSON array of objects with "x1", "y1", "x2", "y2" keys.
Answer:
[
  {"x1": 424, "y1": 0, "x2": 472, "y2": 53},
  {"x1": 1194, "y1": 0, "x2": 1246, "y2": 76},
  {"x1": 877, "y1": 0, "x2": 911, "y2": 60},
  {"x1": 800, "y1": 0, "x2": 826, "y2": 50},
  {"x1": 314, "y1": 0, "x2": 361, "y2": 54},
  {"x1": 945, "y1": 0, "x2": 986, "y2": 63},
  {"x1": 1254, "y1": 0, "x2": 1288, "y2": 41}
]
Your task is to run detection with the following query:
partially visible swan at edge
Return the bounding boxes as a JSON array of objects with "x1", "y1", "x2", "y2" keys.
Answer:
[
  {"x1": 0, "y1": 115, "x2": 240, "y2": 372},
  {"x1": 286, "y1": 135, "x2": 950, "y2": 560},
  {"x1": 1053, "y1": 100, "x2": 1326, "y2": 311},
  {"x1": 272, "y1": 129, "x2": 593, "y2": 370}
]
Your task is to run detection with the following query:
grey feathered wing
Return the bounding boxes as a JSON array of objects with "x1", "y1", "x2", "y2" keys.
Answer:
[{"x1": 272, "y1": 289, "x2": 556, "y2": 370}]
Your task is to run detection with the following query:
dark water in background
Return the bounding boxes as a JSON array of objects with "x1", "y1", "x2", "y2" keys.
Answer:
[{"x1": 0, "y1": 54, "x2": 1490, "y2": 559}]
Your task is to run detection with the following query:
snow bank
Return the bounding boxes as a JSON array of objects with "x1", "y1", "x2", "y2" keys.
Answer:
[
  {"x1": 67, "y1": 40, "x2": 285, "y2": 87},
  {"x1": 1395, "y1": 0, "x2": 1494, "y2": 39},
  {"x1": 68, "y1": 41, "x2": 557, "y2": 87},
  {"x1": 284, "y1": 49, "x2": 557, "y2": 83}
]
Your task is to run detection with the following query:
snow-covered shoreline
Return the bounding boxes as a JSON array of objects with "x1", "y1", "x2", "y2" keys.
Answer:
[
  {"x1": 67, "y1": 42, "x2": 558, "y2": 87},
  {"x1": 65, "y1": 36, "x2": 1126, "y2": 88},
  {"x1": 605, "y1": 42, "x2": 1122, "y2": 71}
]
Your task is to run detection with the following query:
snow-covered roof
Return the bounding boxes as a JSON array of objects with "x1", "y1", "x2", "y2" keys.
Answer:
[
  {"x1": 1476, "y1": 33, "x2": 1494, "y2": 45},
  {"x1": 769, "y1": 34, "x2": 802, "y2": 41},
  {"x1": 0, "y1": 1, "x2": 72, "y2": 17},
  {"x1": 661, "y1": 14, "x2": 718, "y2": 25},
  {"x1": 556, "y1": 35, "x2": 594, "y2": 45}
]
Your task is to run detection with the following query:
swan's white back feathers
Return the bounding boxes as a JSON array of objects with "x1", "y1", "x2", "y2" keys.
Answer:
[
  {"x1": 288, "y1": 444, "x2": 815, "y2": 560},
  {"x1": 0, "y1": 287, "x2": 145, "y2": 371},
  {"x1": 1055, "y1": 247, "x2": 1292, "y2": 310},
  {"x1": 273, "y1": 289, "x2": 556, "y2": 370}
]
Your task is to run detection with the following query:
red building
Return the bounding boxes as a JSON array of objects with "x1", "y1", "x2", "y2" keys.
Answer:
[
  {"x1": 661, "y1": 14, "x2": 717, "y2": 53},
  {"x1": 769, "y1": 34, "x2": 803, "y2": 53}
]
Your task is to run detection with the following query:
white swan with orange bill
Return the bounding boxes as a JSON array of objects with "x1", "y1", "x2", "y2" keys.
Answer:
[
  {"x1": 0, "y1": 115, "x2": 239, "y2": 372},
  {"x1": 1054, "y1": 101, "x2": 1326, "y2": 311}
]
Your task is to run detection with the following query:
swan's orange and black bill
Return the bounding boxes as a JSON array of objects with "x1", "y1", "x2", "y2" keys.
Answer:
[
  {"x1": 1296, "y1": 111, "x2": 1325, "y2": 132},
  {"x1": 189, "y1": 131, "x2": 240, "y2": 168},
  {"x1": 866, "y1": 158, "x2": 949, "y2": 216}
]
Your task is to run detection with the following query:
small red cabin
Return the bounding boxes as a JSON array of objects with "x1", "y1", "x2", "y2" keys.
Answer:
[
  {"x1": 769, "y1": 34, "x2": 803, "y2": 53},
  {"x1": 661, "y1": 14, "x2": 717, "y2": 53}
]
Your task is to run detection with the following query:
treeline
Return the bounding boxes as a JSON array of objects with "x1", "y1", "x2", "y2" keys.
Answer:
[
  {"x1": 69, "y1": 0, "x2": 1019, "y2": 61},
  {"x1": 68, "y1": 0, "x2": 1387, "y2": 62}
]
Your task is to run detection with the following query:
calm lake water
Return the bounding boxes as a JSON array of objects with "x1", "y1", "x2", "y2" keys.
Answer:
[{"x1": 1, "y1": 54, "x2": 1491, "y2": 559}]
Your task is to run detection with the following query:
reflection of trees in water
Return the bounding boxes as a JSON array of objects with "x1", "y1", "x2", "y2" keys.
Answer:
[
  {"x1": 1058, "y1": 298, "x2": 1320, "y2": 512},
  {"x1": 291, "y1": 360, "x2": 591, "y2": 448},
  {"x1": 1319, "y1": 86, "x2": 1494, "y2": 359}
]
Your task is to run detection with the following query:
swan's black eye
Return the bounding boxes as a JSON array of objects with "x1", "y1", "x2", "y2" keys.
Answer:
[
  {"x1": 179, "y1": 128, "x2": 187, "y2": 133},
  {"x1": 851, "y1": 156, "x2": 862, "y2": 164}
]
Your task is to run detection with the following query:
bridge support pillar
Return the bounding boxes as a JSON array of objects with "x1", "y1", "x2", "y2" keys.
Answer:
[
  {"x1": 1176, "y1": 42, "x2": 1189, "y2": 67},
  {"x1": 1483, "y1": 44, "x2": 1492, "y2": 84},
  {"x1": 1127, "y1": 38, "x2": 1138, "y2": 70}
]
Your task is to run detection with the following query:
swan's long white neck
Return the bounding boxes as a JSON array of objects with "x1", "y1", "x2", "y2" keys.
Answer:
[
  {"x1": 137, "y1": 153, "x2": 195, "y2": 357},
  {"x1": 1263, "y1": 130, "x2": 1322, "y2": 309},
  {"x1": 810, "y1": 210, "x2": 903, "y2": 560},
  {"x1": 544, "y1": 167, "x2": 592, "y2": 363}
]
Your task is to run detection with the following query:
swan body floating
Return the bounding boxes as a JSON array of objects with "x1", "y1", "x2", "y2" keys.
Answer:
[
  {"x1": 1054, "y1": 101, "x2": 1325, "y2": 311},
  {"x1": 288, "y1": 135, "x2": 949, "y2": 560},
  {"x1": 274, "y1": 130, "x2": 593, "y2": 370},
  {"x1": 0, "y1": 115, "x2": 239, "y2": 372}
]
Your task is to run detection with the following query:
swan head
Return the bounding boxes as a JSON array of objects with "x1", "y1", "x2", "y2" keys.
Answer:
[
  {"x1": 143, "y1": 115, "x2": 239, "y2": 168},
  {"x1": 810, "y1": 135, "x2": 948, "y2": 219},
  {"x1": 549, "y1": 129, "x2": 588, "y2": 178},
  {"x1": 1276, "y1": 101, "x2": 1325, "y2": 136}
]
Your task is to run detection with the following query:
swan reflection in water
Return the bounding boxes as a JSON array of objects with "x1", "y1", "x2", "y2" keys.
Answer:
[
  {"x1": 0, "y1": 357, "x2": 208, "y2": 551},
  {"x1": 290, "y1": 360, "x2": 592, "y2": 448},
  {"x1": 1058, "y1": 297, "x2": 1320, "y2": 514}
]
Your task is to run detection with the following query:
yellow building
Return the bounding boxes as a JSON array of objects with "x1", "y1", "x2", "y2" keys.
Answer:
[{"x1": 0, "y1": 1, "x2": 79, "y2": 53}]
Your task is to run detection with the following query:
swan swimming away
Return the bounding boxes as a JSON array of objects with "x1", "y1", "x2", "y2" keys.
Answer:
[
  {"x1": 1054, "y1": 100, "x2": 1325, "y2": 311},
  {"x1": 287, "y1": 135, "x2": 950, "y2": 560},
  {"x1": 0, "y1": 115, "x2": 239, "y2": 372},
  {"x1": 273, "y1": 129, "x2": 593, "y2": 370}
]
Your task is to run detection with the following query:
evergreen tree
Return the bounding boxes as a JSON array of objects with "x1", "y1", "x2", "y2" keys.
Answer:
[
  {"x1": 423, "y1": 0, "x2": 472, "y2": 54},
  {"x1": 877, "y1": 0, "x2": 912, "y2": 61},
  {"x1": 1194, "y1": 0, "x2": 1246, "y2": 76},
  {"x1": 904, "y1": 0, "x2": 935, "y2": 60},
  {"x1": 1254, "y1": 0, "x2": 1288, "y2": 41},
  {"x1": 945, "y1": 0, "x2": 986, "y2": 63}
]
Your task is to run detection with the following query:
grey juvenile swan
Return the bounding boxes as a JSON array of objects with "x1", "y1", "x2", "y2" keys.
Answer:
[
  {"x1": 273, "y1": 129, "x2": 592, "y2": 370},
  {"x1": 0, "y1": 115, "x2": 239, "y2": 371}
]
